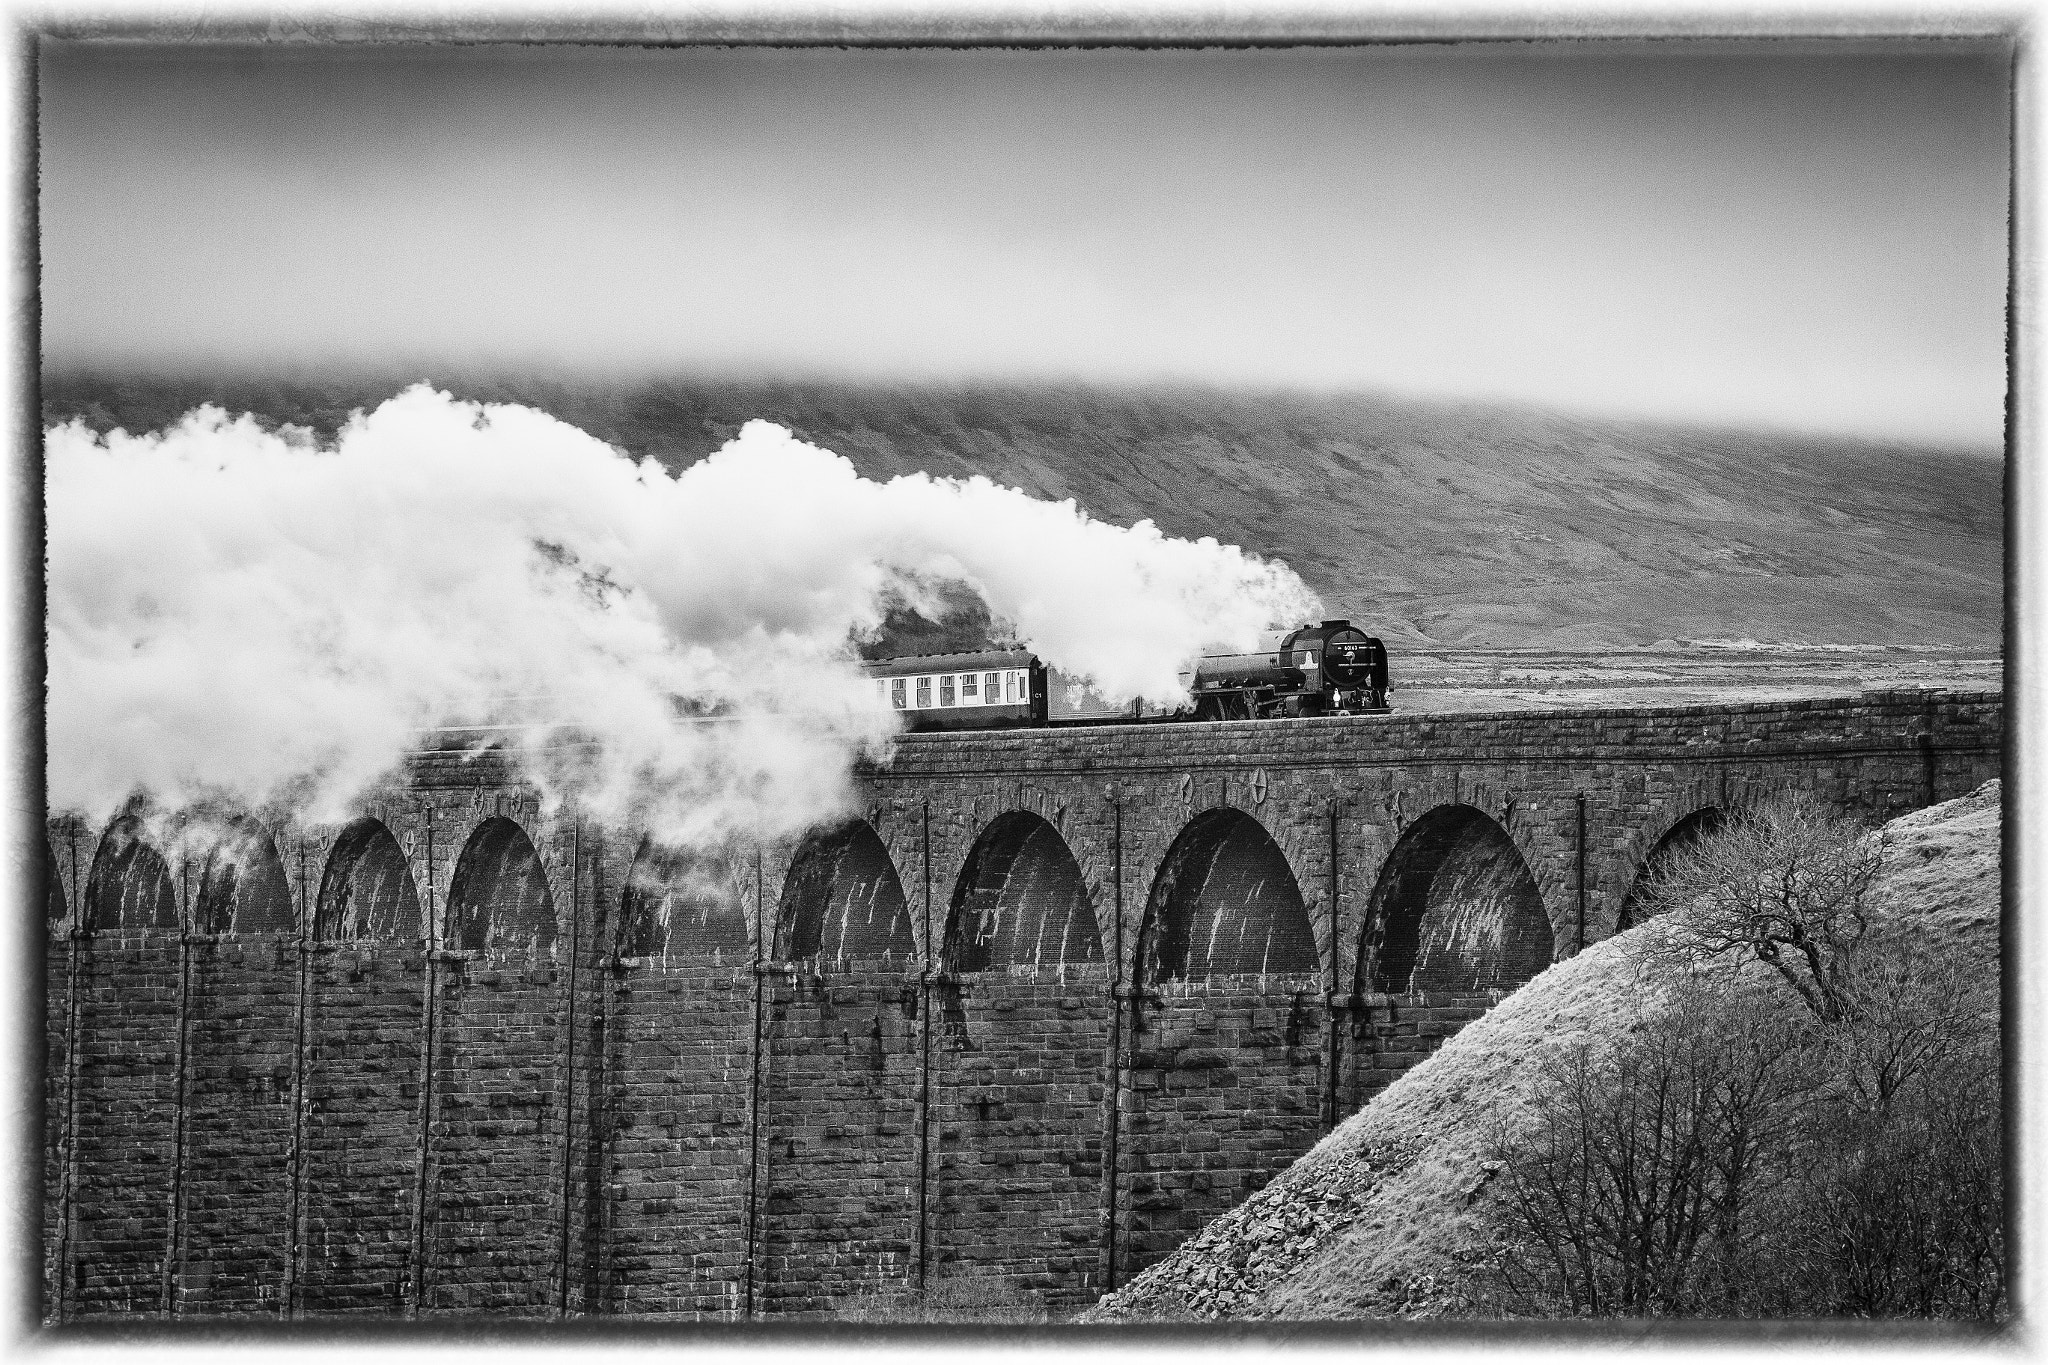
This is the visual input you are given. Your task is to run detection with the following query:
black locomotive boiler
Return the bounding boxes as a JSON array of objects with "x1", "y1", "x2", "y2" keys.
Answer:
[
  {"x1": 862, "y1": 619, "x2": 1388, "y2": 732},
  {"x1": 1185, "y1": 619, "x2": 1389, "y2": 720}
]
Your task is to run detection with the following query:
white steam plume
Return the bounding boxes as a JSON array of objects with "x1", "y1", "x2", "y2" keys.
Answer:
[{"x1": 47, "y1": 385, "x2": 1320, "y2": 845}]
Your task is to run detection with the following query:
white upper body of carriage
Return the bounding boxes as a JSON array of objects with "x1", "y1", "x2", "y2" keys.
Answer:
[{"x1": 875, "y1": 667, "x2": 1034, "y2": 711}]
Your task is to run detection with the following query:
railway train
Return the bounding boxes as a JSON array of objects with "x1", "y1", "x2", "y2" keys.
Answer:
[{"x1": 862, "y1": 619, "x2": 1389, "y2": 732}]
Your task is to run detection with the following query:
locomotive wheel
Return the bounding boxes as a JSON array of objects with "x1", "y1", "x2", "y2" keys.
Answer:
[{"x1": 1196, "y1": 692, "x2": 1254, "y2": 721}]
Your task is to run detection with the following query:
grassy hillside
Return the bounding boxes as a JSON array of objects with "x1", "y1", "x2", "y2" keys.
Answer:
[
  {"x1": 1083, "y1": 781, "x2": 2002, "y2": 1321},
  {"x1": 41, "y1": 370, "x2": 2004, "y2": 651}
]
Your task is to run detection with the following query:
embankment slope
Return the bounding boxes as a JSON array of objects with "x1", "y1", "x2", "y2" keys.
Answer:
[{"x1": 1084, "y1": 781, "x2": 2002, "y2": 1321}]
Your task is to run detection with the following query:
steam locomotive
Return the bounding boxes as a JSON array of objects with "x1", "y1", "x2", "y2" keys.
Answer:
[{"x1": 863, "y1": 619, "x2": 1389, "y2": 732}]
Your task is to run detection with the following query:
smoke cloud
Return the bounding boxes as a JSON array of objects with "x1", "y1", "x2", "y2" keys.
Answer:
[{"x1": 46, "y1": 385, "x2": 1320, "y2": 846}]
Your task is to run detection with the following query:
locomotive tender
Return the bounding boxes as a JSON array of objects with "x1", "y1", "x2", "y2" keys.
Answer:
[{"x1": 863, "y1": 619, "x2": 1388, "y2": 732}]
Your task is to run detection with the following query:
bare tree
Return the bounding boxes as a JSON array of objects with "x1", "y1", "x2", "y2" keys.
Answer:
[
  {"x1": 1825, "y1": 941, "x2": 1995, "y2": 1118},
  {"x1": 1800, "y1": 1045, "x2": 2003, "y2": 1319},
  {"x1": 1795, "y1": 940, "x2": 2004, "y2": 1318},
  {"x1": 1635, "y1": 796, "x2": 1883, "y2": 1024},
  {"x1": 1483, "y1": 979, "x2": 1819, "y2": 1317}
]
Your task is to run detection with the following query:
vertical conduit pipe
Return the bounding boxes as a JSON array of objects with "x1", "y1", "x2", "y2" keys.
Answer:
[
  {"x1": 283, "y1": 841, "x2": 315, "y2": 1319},
  {"x1": 1574, "y1": 794, "x2": 1588, "y2": 954},
  {"x1": 160, "y1": 860, "x2": 195, "y2": 1318},
  {"x1": 1100, "y1": 793, "x2": 1124, "y2": 1292},
  {"x1": 555, "y1": 818, "x2": 581, "y2": 1316},
  {"x1": 584, "y1": 841, "x2": 612, "y2": 1315},
  {"x1": 54, "y1": 833, "x2": 84, "y2": 1323},
  {"x1": 744, "y1": 844, "x2": 766, "y2": 1320},
  {"x1": 1323, "y1": 800, "x2": 1341, "y2": 1133},
  {"x1": 1920, "y1": 702, "x2": 1939, "y2": 807},
  {"x1": 914, "y1": 801, "x2": 933, "y2": 1293},
  {"x1": 406, "y1": 806, "x2": 438, "y2": 1318}
]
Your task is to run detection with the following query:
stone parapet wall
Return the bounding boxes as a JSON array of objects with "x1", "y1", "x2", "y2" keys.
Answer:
[{"x1": 872, "y1": 690, "x2": 2001, "y2": 776}]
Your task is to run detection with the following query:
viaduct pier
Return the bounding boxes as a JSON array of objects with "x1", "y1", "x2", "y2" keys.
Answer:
[{"x1": 41, "y1": 689, "x2": 2002, "y2": 1321}]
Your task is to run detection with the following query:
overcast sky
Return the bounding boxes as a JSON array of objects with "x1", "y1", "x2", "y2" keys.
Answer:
[{"x1": 38, "y1": 39, "x2": 2010, "y2": 448}]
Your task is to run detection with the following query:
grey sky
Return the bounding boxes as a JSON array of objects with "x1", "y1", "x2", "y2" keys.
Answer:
[{"x1": 39, "y1": 40, "x2": 2010, "y2": 447}]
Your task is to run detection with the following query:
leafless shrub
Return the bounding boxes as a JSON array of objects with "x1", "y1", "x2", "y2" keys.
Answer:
[
  {"x1": 1483, "y1": 979, "x2": 1821, "y2": 1317},
  {"x1": 1793, "y1": 942, "x2": 2004, "y2": 1319},
  {"x1": 1635, "y1": 796, "x2": 1883, "y2": 1024}
]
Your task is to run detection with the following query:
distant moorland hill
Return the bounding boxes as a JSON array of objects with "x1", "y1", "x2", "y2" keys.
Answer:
[{"x1": 41, "y1": 370, "x2": 2004, "y2": 653}]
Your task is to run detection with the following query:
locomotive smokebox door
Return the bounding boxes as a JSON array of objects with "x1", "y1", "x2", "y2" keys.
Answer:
[{"x1": 1308, "y1": 619, "x2": 1389, "y2": 712}]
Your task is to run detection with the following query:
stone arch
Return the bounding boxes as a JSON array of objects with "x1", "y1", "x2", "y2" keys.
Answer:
[
  {"x1": 1617, "y1": 806, "x2": 1728, "y2": 932},
  {"x1": 619, "y1": 839, "x2": 753, "y2": 961},
  {"x1": 446, "y1": 816, "x2": 557, "y2": 954},
  {"x1": 945, "y1": 811, "x2": 1104, "y2": 973},
  {"x1": 192, "y1": 817, "x2": 296, "y2": 935},
  {"x1": 315, "y1": 817, "x2": 422, "y2": 940},
  {"x1": 82, "y1": 812, "x2": 177, "y2": 932},
  {"x1": 776, "y1": 819, "x2": 915, "y2": 963},
  {"x1": 1140, "y1": 807, "x2": 1318, "y2": 982},
  {"x1": 1363, "y1": 804, "x2": 1555, "y2": 995}
]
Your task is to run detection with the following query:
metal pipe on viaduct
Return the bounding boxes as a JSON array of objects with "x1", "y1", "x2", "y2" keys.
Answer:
[{"x1": 40, "y1": 689, "x2": 2002, "y2": 1321}]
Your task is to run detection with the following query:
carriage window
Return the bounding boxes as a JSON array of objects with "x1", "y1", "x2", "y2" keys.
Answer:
[
  {"x1": 940, "y1": 675, "x2": 956, "y2": 706},
  {"x1": 985, "y1": 672, "x2": 1000, "y2": 702},
  {"x1": 962, "y1": 673, "x2": 978, "y2": 701},
  {"x1": 1004, "y1": 672, "x2": 1019, "y2": 703},
  {"x1": 915, "y1": 677, "x2": 932, "y2": 707},
  {"x1": 892, "y1": 678, "x2": 907, "y2": 708}
]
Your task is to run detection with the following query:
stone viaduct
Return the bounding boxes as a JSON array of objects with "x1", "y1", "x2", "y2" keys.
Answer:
[{"x1": 40, "y1": 689, "x2": 2001, "y2": 1322}]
